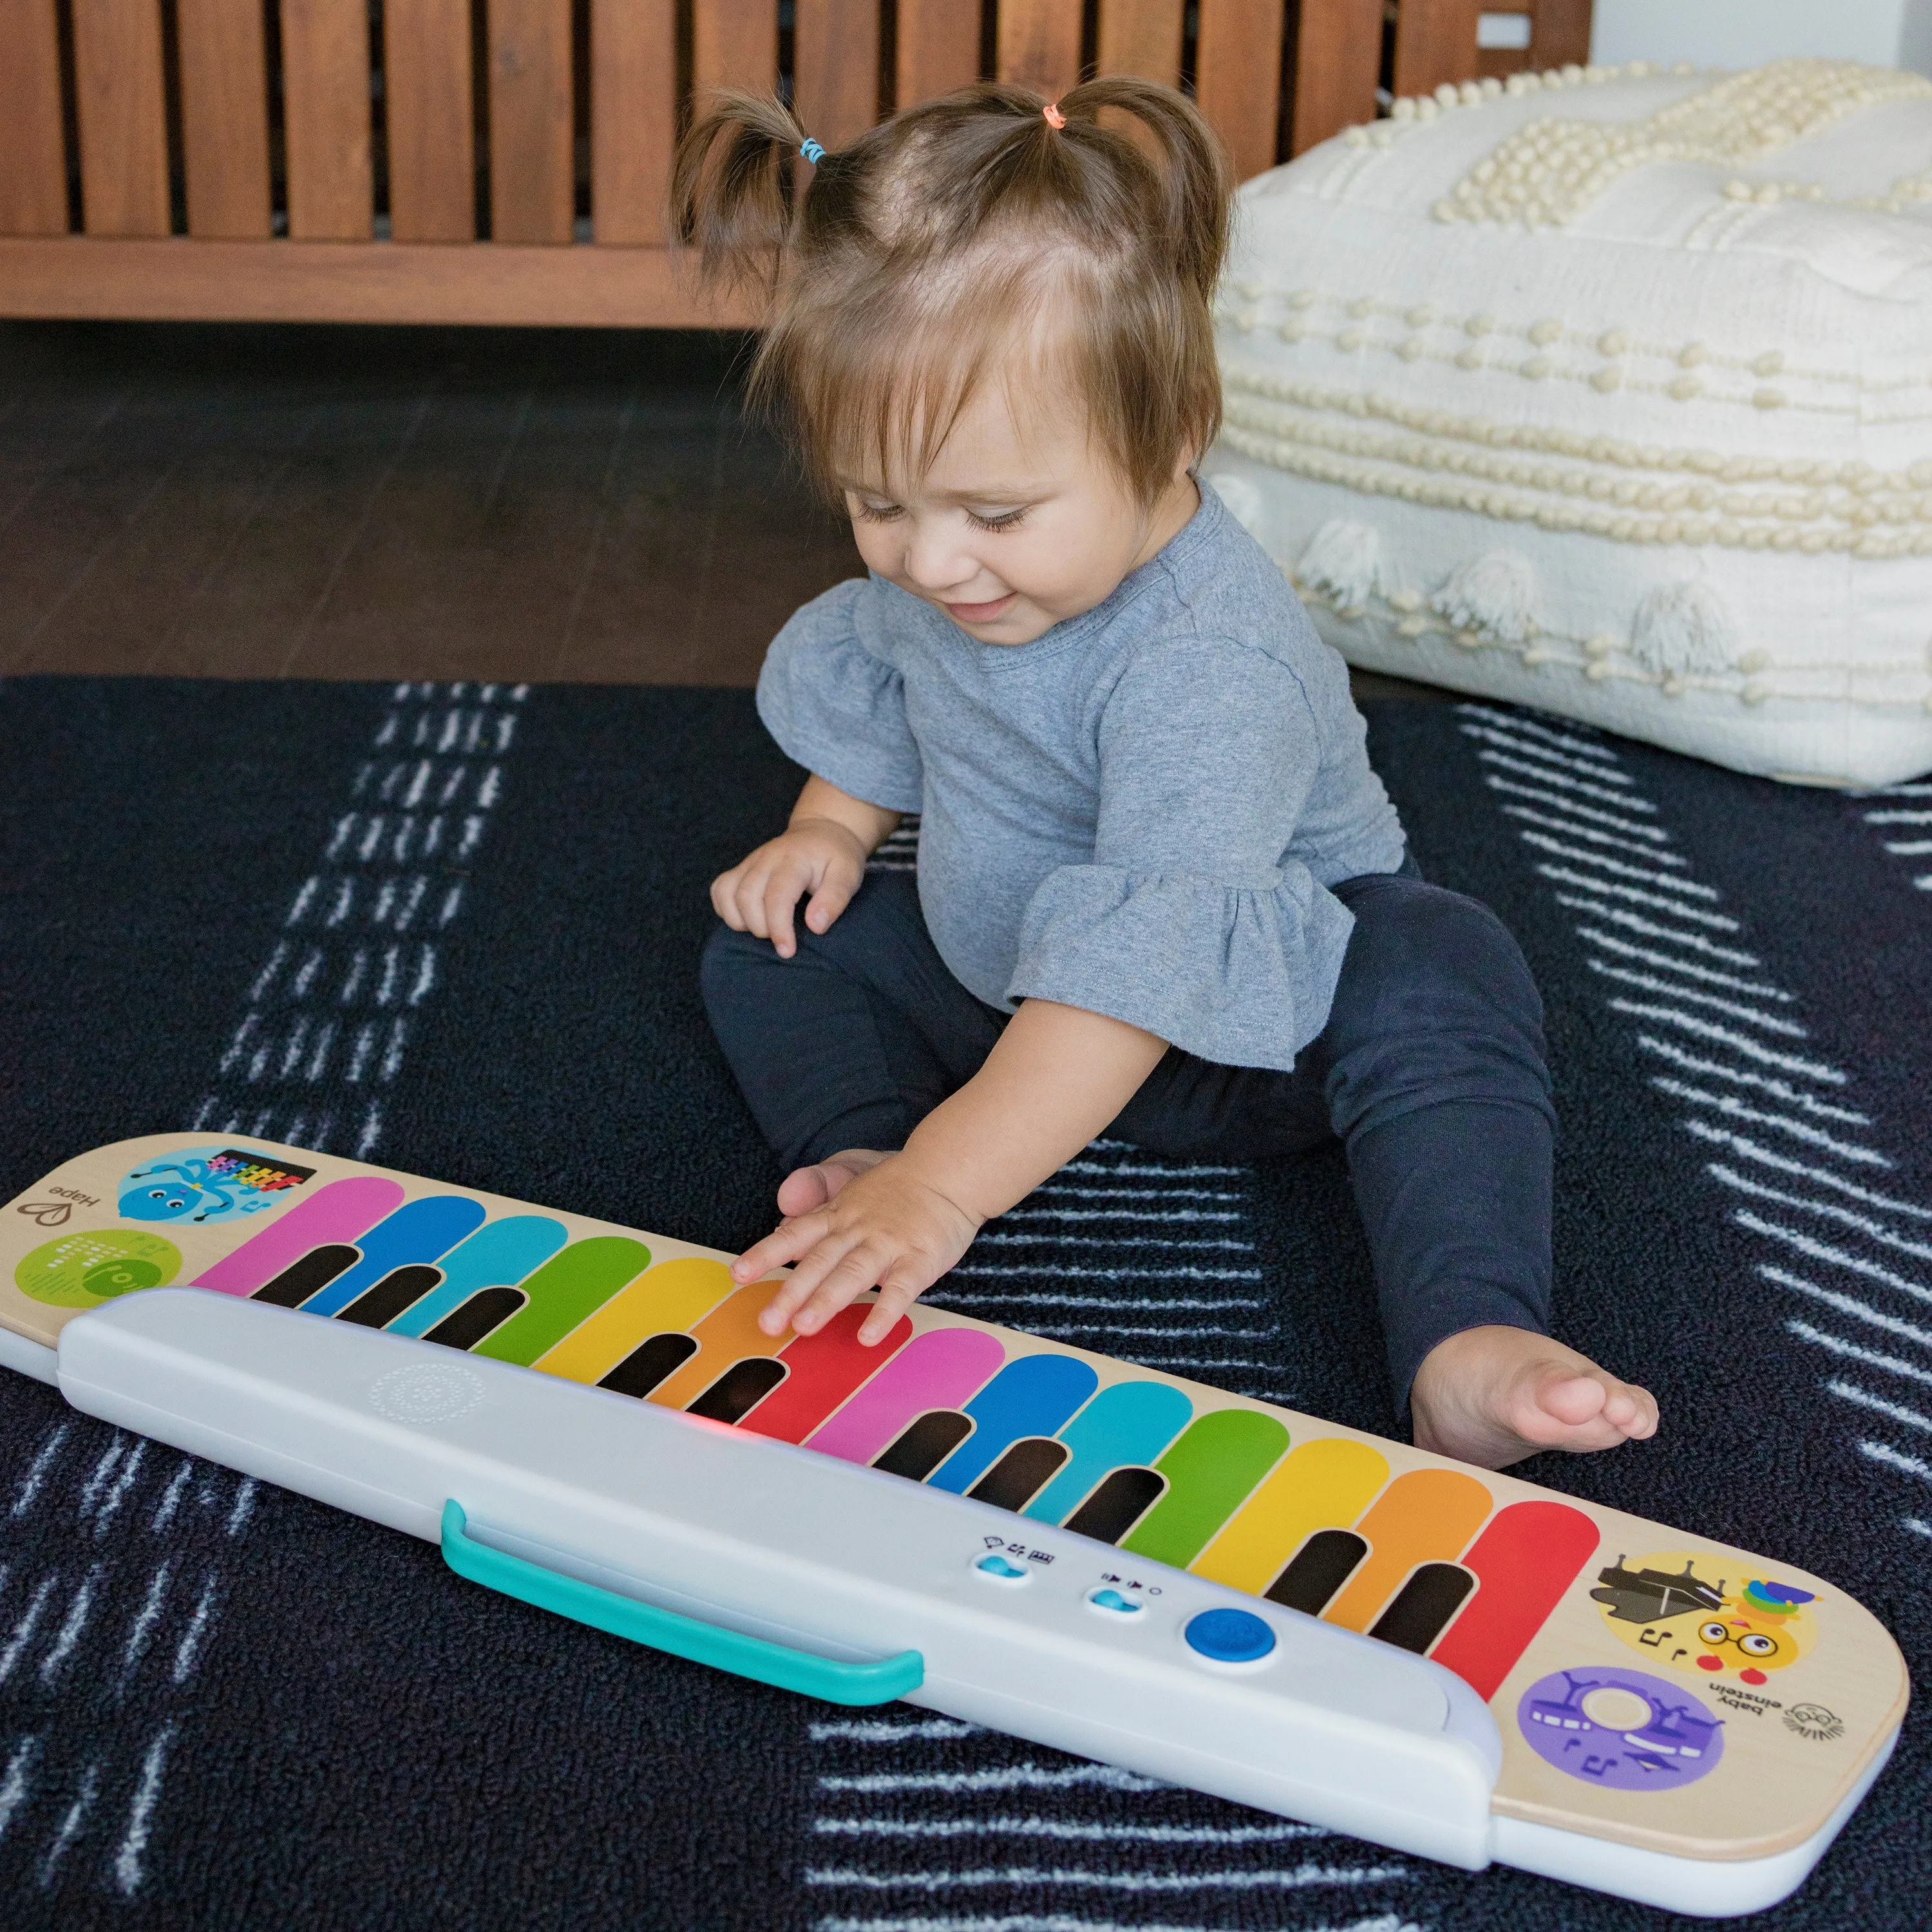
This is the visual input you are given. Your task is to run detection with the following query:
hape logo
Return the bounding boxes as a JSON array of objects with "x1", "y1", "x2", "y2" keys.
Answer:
[{"x1": 116, "y1": 1148, "x2": 316, "y2": 1227}]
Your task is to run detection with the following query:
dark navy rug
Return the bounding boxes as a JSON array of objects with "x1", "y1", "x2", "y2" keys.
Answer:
[{"x1": 1, "y1": 676, "x2": 1926, "y2": 1931}]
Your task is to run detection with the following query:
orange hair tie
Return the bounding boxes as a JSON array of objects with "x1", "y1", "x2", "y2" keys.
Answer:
[{"x1": 1042, "y1": 101, "x2": 1066, "y2": 129}]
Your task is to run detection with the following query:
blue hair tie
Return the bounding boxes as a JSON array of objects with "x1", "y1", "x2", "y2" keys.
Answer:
[{"x1": 799, "y1": 138, "x2": 826, "y2": 165}]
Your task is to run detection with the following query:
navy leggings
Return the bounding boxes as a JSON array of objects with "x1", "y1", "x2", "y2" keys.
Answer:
[{"x1": 701, "y1": 864, "x2": 1555, "y2": 1403}]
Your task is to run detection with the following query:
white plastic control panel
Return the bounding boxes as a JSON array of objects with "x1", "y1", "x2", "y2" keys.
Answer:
[{"x1": 57, "y1": 1288, "x2": 1503, "y2": 1870}]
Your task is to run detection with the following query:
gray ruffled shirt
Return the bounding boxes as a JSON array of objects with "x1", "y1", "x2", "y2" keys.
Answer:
[{"x1": 755, "y1": 483, "x2": 1406, "y2": 1070}]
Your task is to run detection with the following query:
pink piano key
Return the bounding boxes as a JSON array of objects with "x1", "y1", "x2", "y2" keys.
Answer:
[
  {"x1": 191, "y1": 1177, "x2": 406, "y2": 1298},
  {"x1": 805, "y1": 1325, "x2": 1007, "y2": 1464}
]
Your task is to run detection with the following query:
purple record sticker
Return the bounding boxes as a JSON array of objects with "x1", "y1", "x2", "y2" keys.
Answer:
[{"x1": 1518, "y1": 1665, "x2": 1726, "y2": 1791}]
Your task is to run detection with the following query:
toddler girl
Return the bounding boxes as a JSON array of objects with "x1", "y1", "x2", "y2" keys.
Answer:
[{"x1": 676, "y1": 79, "x2": 1657, "y2": 1470}]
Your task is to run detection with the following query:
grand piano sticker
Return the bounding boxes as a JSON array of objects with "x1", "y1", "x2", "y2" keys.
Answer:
[{"x1": 1592, "y1": 1551, "x2": 1819, "y2": 1686}]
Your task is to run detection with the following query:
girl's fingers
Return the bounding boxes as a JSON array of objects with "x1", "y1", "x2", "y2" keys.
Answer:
[
  {"x1": 727, "y1": 862, "x2": 772, "y2": 940},
  {"x1": 752, "y1": 1226, "x2": 867, "y2": 1334},
  {"x1": 735, "y1": 1213, "x2": 826, "y2": 1285},
  {"x1": 710, "y1": 867, "x2": 749, "y2": 929},
  {"x1": 763, "y1": 863, "x2": 817, "y2": 959},
  {"x1": 803, "y1": 864, "x2": 857, "y2": 936},
  {"x1": 858, "y1": 1265, "x2": 934, "y2": 1345},
  {"x1": 755, "y1": 1274, "x2": 816, "y2": 1337},
  {"x1": 789, "y1": 1241, "x2": 897, "y2": 1336}
]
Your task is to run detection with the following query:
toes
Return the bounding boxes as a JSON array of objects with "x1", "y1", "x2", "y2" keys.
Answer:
[
  {"x1": 1536, "y1": 1371, "x2": 1611, "y2": 1428},
  {"x1": 1624, "y1": 1385, "x2": 1661, "y2": 1439}
]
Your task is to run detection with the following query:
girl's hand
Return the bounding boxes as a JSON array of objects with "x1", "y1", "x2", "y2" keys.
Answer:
[
  {"x1": 735, "y1": 1153, "x2": 983, "y2": 1345},
  {"x1": 710, "y1": 817, "x2": 870, "y2": 959}
]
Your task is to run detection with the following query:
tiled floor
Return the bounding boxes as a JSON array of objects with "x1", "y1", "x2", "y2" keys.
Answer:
[{"x1": 0, "y1": 319, "x2": 1446, "y2": 699}]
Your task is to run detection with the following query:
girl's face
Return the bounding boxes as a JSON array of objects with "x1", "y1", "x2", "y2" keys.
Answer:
[{"x1": 839, "y1": 377, "x2": 1198, "y2": 647}]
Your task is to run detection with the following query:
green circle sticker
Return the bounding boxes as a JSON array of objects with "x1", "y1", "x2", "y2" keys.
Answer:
[{"x1": 14, "y1": 1230, "x2": 182, "y2": 1308}]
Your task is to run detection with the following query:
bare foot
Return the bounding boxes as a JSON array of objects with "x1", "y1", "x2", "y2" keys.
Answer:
[
  {"x1": 1410, "y1": 1326, "x2": 1659, "y2": 1471},
  {"x1": 775, "y1": 1148, "x2": 888, "y2": 1219}
]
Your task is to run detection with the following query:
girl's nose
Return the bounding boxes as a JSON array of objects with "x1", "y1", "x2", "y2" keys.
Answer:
[{"x1": 901, "y1": 520, "x2": 978, "y2": 597}]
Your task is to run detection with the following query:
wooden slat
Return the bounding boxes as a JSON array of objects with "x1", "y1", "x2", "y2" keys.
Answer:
[
  {"x1": 794, "y1": 0, "x2": 879, "y2": 151},
  {"x1": 1392, "y1": 0, "x2": 1484, "y2": 100},
  {"x1": 692, "y1": 0, "x2": 779, "y2": 100},
  {"x1": 70, "y1": 0, "x2": 171, "y2": 236},
  {"x1": 896, "y1": 0, "x2": 979, "y2": 107},
  {"x1": 0, "y1": 235, "x2": 761, "y2": 327},
  {"x1": 279, "y1": 0, "x2": 374, "y2": 240},
  {"x1": 1290, "y1": 0, "x2": 1381, "y2": 153},
  {"x1": 1529, "y1": 0, "x2": 1593, "y2": 70},
  {"x1": 176, "y1": 0, "x2": 271, "y2": 239},
  {"x1": 1196, "y1": 0, "x2": 1284, "y2": 180},
  {"x1": 591, "y1": 0, "x2": 676, "y2": 244},
  {"x1": 490, "y1": 0, "x2": 573, "y2": 243},
  {"x1": 1095, "y1": 0, "x2": 1184, "y2": 82},
  {"x1": 0, "y1": 0, "x2": 68, "y2": 236},
  {"x1": 384, "y1": 0, "x2": 473, "y2": 242},
  {"x1": 1470, "y1": 0, "x2": 1536, "y2": 80},
  {"x1": 996, "y1": 0, "x2": 1082, "y2": 98}
]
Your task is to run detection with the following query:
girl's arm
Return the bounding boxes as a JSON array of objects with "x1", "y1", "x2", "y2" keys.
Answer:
[
  {"x1": 735, "y1": 998, "x2": 1168, "y2": 1343},
  {"x1": 712, "y1": 773, "x2": 900, "y2": 958}
]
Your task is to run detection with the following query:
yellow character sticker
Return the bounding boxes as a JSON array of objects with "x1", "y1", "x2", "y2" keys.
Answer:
[{"x1": 1590, "y1": 1550, "x2": 1817, "y2": 1686}]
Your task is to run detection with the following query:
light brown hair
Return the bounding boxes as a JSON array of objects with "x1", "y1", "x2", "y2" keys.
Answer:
[{"x1": 668, "y1": 79, "x2": 1235, "y2": 509}]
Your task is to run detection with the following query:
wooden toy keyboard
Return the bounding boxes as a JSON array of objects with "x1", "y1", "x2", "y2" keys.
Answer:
[{"x1": 0, "y1": 1135, "x2": 1908, "y2": 1911}]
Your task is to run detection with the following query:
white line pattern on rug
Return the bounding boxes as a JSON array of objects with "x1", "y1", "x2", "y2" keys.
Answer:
[
  {"x1": 1, "y1": 681, "x2": 526, "y2": 1902},
  {"x1": 193, "y1": 681, "x2": 524, "y2": 1155},
  {"x1": 0, "y1": 1424, "x2": 258, "y2": 1898},
  {"x1": 1856, "y1": 781, "x2": 1932, "y2": 892},
  {"x1": 1457, "y1": 702, "x2": 1932, "y2": 1546}
]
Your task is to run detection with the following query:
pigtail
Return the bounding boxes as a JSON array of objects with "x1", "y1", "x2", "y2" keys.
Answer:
[
  {"x1": 710, "y1": 75, "x2": 1233, "y2": 510},
  {"x1": 668, "y1": 90, "x2": 815, "y2": 296},
  {"x1": 1054, "y1": 78, "x2": 1234, "y2": 303}
]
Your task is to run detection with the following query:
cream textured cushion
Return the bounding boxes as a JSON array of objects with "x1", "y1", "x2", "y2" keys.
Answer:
[{"x1": 1204, "y1": 58, "x2": 1932, "y2": 786}]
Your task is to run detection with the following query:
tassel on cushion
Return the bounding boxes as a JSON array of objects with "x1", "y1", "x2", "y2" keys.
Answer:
[
  {"x1": 1432, "y1": 550, "x2": 1539, "y2": 643},
  {"x1": 1631, "y1": 579, "x2": 1739, "y2": 677},
  {"x1": 1295, "y1": 518, "x2": 1382, "y2": 614}
]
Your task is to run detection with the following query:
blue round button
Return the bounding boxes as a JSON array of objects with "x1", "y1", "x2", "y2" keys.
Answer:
[{"x1": 1184, "y1": 1607, "x2": 1276, "y2": 1664}]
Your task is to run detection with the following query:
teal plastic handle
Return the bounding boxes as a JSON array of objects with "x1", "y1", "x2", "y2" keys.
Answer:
[{"x1": 440, "y1": 1501, "x2": 924, "y2": 1707}]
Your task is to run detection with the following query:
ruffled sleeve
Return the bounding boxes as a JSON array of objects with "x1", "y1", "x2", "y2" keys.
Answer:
[
  {"x1": 1006, "y1": 640, "x2": 1358, "y2": 1070},
  {"x1": 755, "y1": 580, "x2": 924, "y2": 813}
]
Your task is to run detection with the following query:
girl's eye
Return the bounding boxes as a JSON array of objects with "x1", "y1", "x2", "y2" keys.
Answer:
[
  {"x1": 853, "y1": 501, "x2": 904, "y2": 524},
  {"x1": 967, "y1": 508, "x2": 1027, "y2": 533}
]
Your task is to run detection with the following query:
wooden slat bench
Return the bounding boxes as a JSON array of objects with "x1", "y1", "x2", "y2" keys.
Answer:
[{"x1": 0, "y1": 1, "x2": 1591, "y2": 327}]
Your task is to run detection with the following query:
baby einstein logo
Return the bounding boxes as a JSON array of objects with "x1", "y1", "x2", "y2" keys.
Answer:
[
  {"x1": 117, "y1": 1147, "x2": 316, "y2": 1227},
  {"x1": 1591, "y1": 1551, "x2": 1817, "y2": 1687}
]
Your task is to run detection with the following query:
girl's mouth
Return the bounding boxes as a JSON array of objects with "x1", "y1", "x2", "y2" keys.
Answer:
[{"x1": 943, "y1": 593, "x2": 1017, "y2": 624}]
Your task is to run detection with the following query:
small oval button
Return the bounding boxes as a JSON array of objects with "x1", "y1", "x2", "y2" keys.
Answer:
[
  {"x1": 1184, "y1": 1607, "x2": 1276, "y2": 1664},
  {"x1": 973, "y1": 1553, "x2": 1030, "y2": 1584},
  {"x1": 1087, "y1": 1587, "x2": 1144, "y2": 1616}
]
